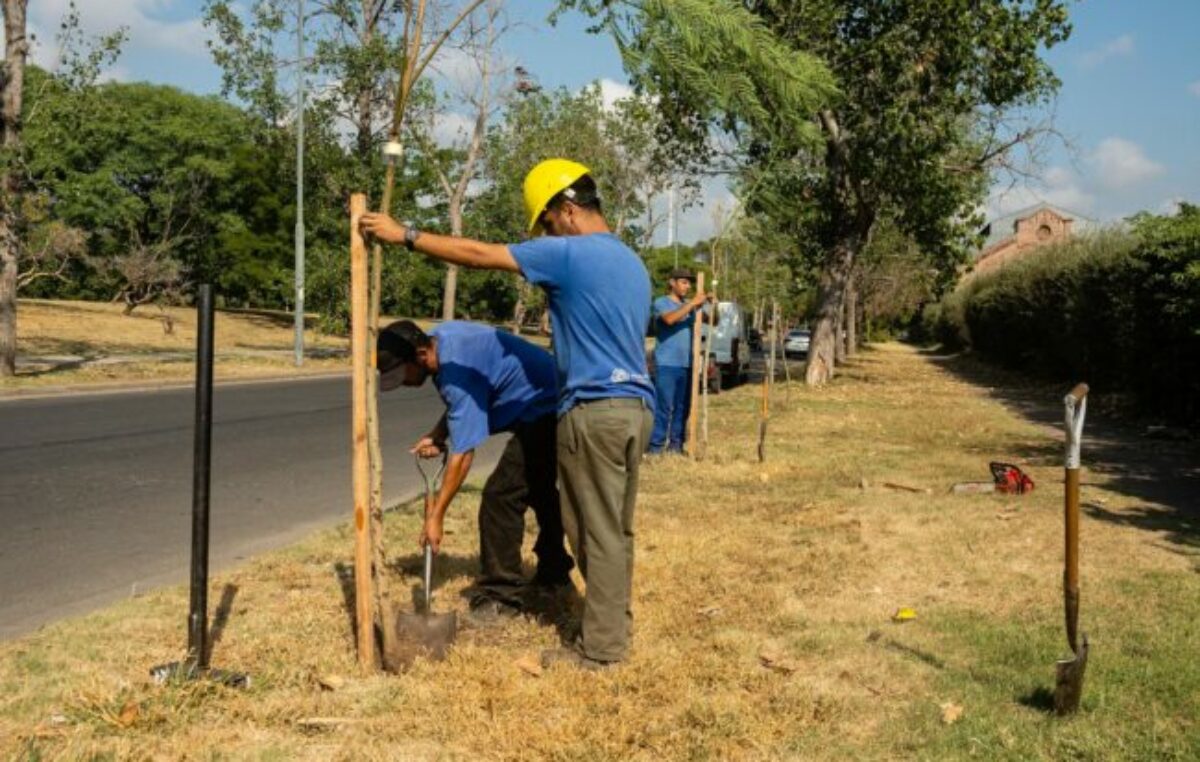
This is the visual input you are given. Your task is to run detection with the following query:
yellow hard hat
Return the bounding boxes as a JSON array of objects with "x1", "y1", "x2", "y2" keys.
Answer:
[{"x1": 523, "y1": 158, "x2": 591, "y2": 234}]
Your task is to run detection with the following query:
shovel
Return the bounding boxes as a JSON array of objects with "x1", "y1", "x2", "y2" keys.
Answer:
[
  {"x1": 1054, "y1": 383, "x2": 1089, "y2": 715},
  {"x1": 382, "y1": 454, "x2": 457, "y2": 672}
]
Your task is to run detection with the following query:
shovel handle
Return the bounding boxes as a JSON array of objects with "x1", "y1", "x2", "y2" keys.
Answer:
[
  {"x1": 423, "y1": 542, "x2": 434, "y2": 612},
  {"x1": 1062, "y1": 382, "x2": 1087, "y2": 655}
]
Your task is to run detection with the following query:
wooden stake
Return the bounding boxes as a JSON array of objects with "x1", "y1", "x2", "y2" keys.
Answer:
[
  {"x1": 757, "y1": 370, "x2": 769, "y2": 463},
  {"x1": 776, "y1": 300, "x2": 791, "y2": 406},
  {"x1": 686, "y1": 272, "x2": 705, "y2": 459},
  {"x1": 349, "y1": 193, "x2": 375, "y2": 670},
  {"x1": 758, "y1": 304, "x2": 775, "y2": 463},
  {"x1": 700, "y1": 275, "x2": 719, "y2": 459}
]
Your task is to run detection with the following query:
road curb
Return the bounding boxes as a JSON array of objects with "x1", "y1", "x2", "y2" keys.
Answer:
[{"x1": 0, "y1": 369, "x2": 352, "y2": 403}]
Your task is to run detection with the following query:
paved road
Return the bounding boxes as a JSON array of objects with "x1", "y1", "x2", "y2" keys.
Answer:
[{"x1": 0, "y1": 375, "x2": 505, "y2": 640}]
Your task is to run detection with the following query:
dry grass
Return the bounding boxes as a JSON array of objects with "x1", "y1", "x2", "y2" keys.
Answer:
[
  {"x1": 2, "y1": 344, "x2": 1197, "y2": 760},
  {"x1": 3, "y1": 299, "x2": 351, "y2": 390}
]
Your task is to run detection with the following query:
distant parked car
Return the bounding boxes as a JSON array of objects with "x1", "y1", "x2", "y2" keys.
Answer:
[{"x1": 784, "y1": 329, "x2": 811, "y2": 357}]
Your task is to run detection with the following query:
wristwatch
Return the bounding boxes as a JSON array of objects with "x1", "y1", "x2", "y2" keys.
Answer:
[{"x1": 404, "y1": 226, "x2": 421, "y2": 251}]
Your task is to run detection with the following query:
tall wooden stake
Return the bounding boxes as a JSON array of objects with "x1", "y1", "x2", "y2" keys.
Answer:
[
  {"x1": 776, "y1": 300, "x2": 791, "y2": 406},
  {"x1": 758, "y1": 304, "x2": 776, "y2": 463},
  {"x1": 355, "y1": 0, "x2": 488, "y2": 670},
  {"x1": 700, "y1": 275, "x2": 719, "y2": 459},
  {"x1": 364, "y1": 0, "x2": 426, "y2": 658},
  {"x1": 349, "y1": 194, "x2": 375, "y2": 670},
  {"x1": 686, "y1": 272, "x2": 706, "y2": 459}
]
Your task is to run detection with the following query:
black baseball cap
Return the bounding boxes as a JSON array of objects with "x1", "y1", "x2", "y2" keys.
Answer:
[
  {"x1": 669, "y1": 267, "x2": 696, "y2": 281},
  {"x1": 376, "y1": 320, "x2": 425, "y2": 392}
]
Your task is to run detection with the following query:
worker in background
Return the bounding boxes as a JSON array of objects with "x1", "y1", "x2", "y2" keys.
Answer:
[
  {"x1": 376, "y1": 320, "x2": 574, "y2": 627},
  {"x1": 648, "y1": 268, "x2": 713, "y2": 454},
  {"x1": 361, "y1": 159, "x2": 653, "y2": 671}
]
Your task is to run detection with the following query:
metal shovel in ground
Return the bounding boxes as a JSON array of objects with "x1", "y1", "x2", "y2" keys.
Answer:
[
  {"x1": 1054, "y1": 383, "x2": 1089, "y2": 715},
  {"x1": 381, "y1": 454, "x2": 457, "y2": 672}
]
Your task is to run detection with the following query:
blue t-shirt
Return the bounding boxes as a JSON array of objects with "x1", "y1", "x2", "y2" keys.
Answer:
[
  {"x1": 653, "y1": 295, "x2": 697, "y2": 368},
  {"x1": 428, "y1": 322, "x2": 558, "y2": 454},
  {"x1": 509, "y1": 233, "x2": 654, "y2": 414}
]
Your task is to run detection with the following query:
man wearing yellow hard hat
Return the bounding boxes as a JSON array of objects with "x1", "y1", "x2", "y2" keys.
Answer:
[{"x1": 361, "y1": 159, "x2": 654, "y2": 671}]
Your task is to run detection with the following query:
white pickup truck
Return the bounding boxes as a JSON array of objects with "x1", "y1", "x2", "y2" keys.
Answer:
[{"x1": 701, "y1": 301, "x2": 751, "y2": 391}]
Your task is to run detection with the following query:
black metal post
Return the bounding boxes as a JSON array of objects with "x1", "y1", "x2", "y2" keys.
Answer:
[{"x1": 187, "y1": 284, "x2": 214, "y2": 669}]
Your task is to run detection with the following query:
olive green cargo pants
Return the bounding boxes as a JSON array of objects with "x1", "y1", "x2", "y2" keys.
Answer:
[{"x1": 557, "y1": 397, "x2": 653, "y2": 663}]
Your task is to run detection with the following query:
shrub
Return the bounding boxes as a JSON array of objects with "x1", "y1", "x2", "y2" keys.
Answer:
[{"x1": 931, "y1": 205, "x2": 1199, "y2": 422}]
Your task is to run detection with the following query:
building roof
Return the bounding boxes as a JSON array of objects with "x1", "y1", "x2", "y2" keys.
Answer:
[{"x1": 976, "y1": 201, "x2": 1096, "y2": 256}]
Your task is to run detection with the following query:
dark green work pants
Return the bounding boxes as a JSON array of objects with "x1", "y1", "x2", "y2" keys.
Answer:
[
  {"x1": 477, "y1": 414, "x2": 575, "y2": 608},
  {"x1": 557, "y1": 397, "x2": 653, "y2": 663}
]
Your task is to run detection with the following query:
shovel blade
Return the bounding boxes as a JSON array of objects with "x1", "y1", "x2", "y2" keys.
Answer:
[
  {"x1": 383, "y1": 610, "x2": 458, "y2": 672},
  {"x1": 1053, "y1": 634, "x2": 1089, "y2": 715}
]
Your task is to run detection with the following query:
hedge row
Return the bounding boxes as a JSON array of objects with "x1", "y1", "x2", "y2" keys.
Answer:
[{"x1": 928, "y1": 205, "x2": 1200, "y2": 423}]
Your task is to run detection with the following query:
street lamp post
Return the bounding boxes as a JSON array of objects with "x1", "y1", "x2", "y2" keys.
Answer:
[{"x1": 294, "y1": 0, "x2": 306, "y2": 367}]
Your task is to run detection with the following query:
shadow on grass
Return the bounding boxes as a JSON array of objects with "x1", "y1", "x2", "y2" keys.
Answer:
[
  {"x1": 204, "y1": 583, "x2": 239, "y2": 665},
  {"x1": 1017, "y1": 685, "x2": 1056, "y2": 713},
  {"x1": 333, "y1": 561, "x2": 358, "y2": 645},
  {"x1": 387, "y1": 552, "x2": 479, "y2": 607},
  {"x1": 524, "y1": 581, "x2": 584, "y2": 647},
  {"x1": 879, "y1": 636, "x2": 949, "y2": 671},
  {"x1": 925, "y1": 348, "x2": 1200, "y2": 551}
]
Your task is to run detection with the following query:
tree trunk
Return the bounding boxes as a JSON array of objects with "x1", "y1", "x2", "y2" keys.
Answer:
[
  {"x1": 806, "y1": 109, "x2": 873, "y2": 386},
  {"x1": 856, "y1": 296, "x2": 866, "y2": 349},
  {"x1": 0, "y1": 0, "x2": 27, "y2": 378},
  {"x1": 441, "y1": 202, "x2": 462, "y2": 321},
  {"x1": 804, "y1": 239, "x2": 853, "y2": 386},
  {"x1": 844, "y1": 281, "x2": 858, "y2": 357},
  {"x1": 439, "y1": 8, "x2": 492, "y2": 323},
  {"x1": 0, "y1": 250, "x2": 15, "y2": 376},
  {"x1": 834, "y1": 291, "x2": 847, "y2": 364},
  {"x1": 353, "y1": 0, "x2": 376, "y2": 160},
  {"x1": 510, "y1": 279, "x2": 528, "y2": 333}
]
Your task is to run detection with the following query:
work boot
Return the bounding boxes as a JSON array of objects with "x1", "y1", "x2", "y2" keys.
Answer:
[
  {"x1": 540, "y1": 646, "x2": 617, "y2": 672},
  {"x1": 466, "y1": 597, "x2": 522, "y2": 629}
]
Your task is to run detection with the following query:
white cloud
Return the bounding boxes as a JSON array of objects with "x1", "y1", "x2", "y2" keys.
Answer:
[
  {"x1": 988, "y1": 166, "x2": 1095, "y2": 220},
  {"x1": 1158, "y1": 197, "x2": 1187, "y2": 215},
  {"x1": 29, "y1": 0, "x2": 209, "y2": 72},
  {"x1": 98, "y1": 64, "x2": 134, "y2": 84},
  {"x1": 644, "y1": 175, "x2": 736, "y2": 246},
  {"x1": 1090, "y1": 137, "x2": 1165, "y2": 190},
  {"x1": 1078, "y1": 34, "x2": 1134, "y2": 69},
  {"x1": 1188, "y1": 80, "x2": 1200, "y2": 98},
  {"x1": 597, "y1": 78, "x2": 635, "y2": 111},
  {"x1": 431, "y1": 111, "x2": 474, "y2": 145},
  {"x1": 987, "y1": 135, "x2": 1178, "y2": 224}
]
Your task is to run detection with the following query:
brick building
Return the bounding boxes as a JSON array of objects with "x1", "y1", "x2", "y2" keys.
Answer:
[{"x1": 969, "y1": 202, "x2": 1094, "y2": 277}]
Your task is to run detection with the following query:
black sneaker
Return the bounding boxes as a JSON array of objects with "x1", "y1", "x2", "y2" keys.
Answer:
[{"x1": 466, "y1": 598, "x2": 522, "y2": 628}]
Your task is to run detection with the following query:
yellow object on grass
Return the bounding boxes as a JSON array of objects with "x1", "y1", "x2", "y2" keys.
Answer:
[
  {"x1": 523, "y1": 158, "x2": 591, "y2": 234},
  {"x1": 892, "y1": 607, "x2": 918, "y2": 622}
]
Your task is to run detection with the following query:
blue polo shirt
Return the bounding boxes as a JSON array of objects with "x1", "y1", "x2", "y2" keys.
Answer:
[
  {"x1": 509, "y1": 233, "x2": 654, "y2": 414},
  {"x1": 653, "y1": 295, "x2": 697, "y2": 368},
  {"x1": 428, "y1": 322, "x2": 557, "y2": 454}
]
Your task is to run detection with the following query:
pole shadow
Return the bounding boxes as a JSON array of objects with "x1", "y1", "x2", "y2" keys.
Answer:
[
  {"x1": 333, "y1": 561, "x2": 358, "y2": 644},
  {"x1": 1017, "y1": 685, "x2": 1056, "y2": 713},
  {"x1": 203, "y1": 583, "x2": 239, "y2": 665}
]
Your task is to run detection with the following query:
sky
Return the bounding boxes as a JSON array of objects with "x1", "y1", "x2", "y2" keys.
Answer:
[{"x1": 25, "y1": 0, "x2": 1200, "y2": 244}]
